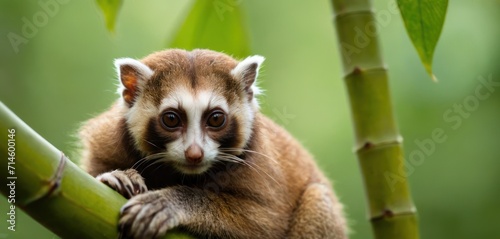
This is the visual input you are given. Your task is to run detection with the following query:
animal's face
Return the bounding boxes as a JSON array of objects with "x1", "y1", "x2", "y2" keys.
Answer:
[{"x1": 116, "y1": 49, "x2": 264, "y2": 174}]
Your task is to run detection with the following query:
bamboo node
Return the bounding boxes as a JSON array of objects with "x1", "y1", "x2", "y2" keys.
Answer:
[
  {"x1": 370, "y1": 209, "x2": 417, "y2": 222},
  {"x1": 355, "y1": 137, "x2": 403, "y2": 153},
  {"x1": 353, "y1": 66, "x2": 363, "y2": 75},
  {"x1": 23, "y1": 152, "x2": 67, "y2": 205},
  {"x1": 383, "y1": 209, "x2": 394, "y2": 218},
  {"x1": 44, "y1": 152, "x2": 67, "y2": 198},
  {"x1": 334, "y1": 9, "x2": 373, "y2": 19},
  {"x1": 361, "y1": 141, "x2": 374, "y2": 150}
]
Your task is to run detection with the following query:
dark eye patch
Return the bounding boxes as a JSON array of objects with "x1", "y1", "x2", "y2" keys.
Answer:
[
  {"x1": 209, "y1": 117, "x2": 242, "y2": 150},
  {"x1": 142, "y1": 117, "x2": 180, "y2": 153}
]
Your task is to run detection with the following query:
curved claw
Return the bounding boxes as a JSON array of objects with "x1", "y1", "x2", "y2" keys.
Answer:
[
  {"x1": 96, "y1": 169, "x2": 148, "y2": 199},
  {"x1": 118, "y1": 192, "x2": 182, "y2": 239}
]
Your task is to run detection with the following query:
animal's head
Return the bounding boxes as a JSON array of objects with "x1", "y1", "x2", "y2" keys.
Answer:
[{"x1": 115, "y1": 49, "x2": 264, "y2": 174}]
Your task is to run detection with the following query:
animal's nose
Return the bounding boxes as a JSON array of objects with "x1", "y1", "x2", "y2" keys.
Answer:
[{"x1": 185, "y1": 144, "x2": 204, "y2": 164}]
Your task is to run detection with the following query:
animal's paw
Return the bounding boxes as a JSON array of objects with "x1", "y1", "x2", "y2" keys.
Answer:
[
  {"x1": 96, "y1": 169, "x2": 148, "y2": 199},
  {"x1": 119, "y1": 191, "x2": 185, "y2": 239}
]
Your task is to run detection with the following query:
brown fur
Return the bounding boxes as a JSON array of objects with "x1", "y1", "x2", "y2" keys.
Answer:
[{"x1": 80, "y1": 49, "x2": 348, "y2": 238}]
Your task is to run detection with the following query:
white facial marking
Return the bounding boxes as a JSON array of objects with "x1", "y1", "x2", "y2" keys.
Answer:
[
  {"x1": 115, "y1": 58, "x2": 158, "y2": 150},
  {"x1": 126, "y1": 98, "x2": 158, "y2": 151},
  {"x1": 160, "y1": 88, "x2": 228, "y2": 174}
]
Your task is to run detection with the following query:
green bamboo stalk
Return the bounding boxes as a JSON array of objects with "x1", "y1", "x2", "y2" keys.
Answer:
[
  {"x1": 0, "y1": 102, "x2": 191, "y2": 239},
  {"x1": 330, "y1": 1, "x2": 419, "y2": 238}
]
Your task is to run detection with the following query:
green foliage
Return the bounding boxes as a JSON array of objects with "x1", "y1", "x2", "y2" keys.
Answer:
[
  {"x1": 397, "y1": 0, "x2": 448, "y2": 81},
  {"x1": 96, "y1": 0, "x2": 251, "y2": 57},
  {"x1": 95, "y1": 0, "x2": 123, "y2": 32},
  {"x1": 168, "y1": 1, "x2": 251, "y2": 58},
  {"x1": 0, "y1": 1, "x2": 499, "y2": 239}
]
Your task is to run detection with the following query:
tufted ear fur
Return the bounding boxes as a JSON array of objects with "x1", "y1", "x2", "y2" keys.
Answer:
[
  {"x1": 231, "y1": 55, "x2": 265, "y2": 107},
  {"x1": 114, "y1": 58, "x2": 154, "y2": 107}
]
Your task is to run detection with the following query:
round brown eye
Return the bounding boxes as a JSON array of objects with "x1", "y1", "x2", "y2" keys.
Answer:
[
  {"x1": 161, "y1": 112, "x2": 181, "y2": 129},
  {"x1": 207, "y1": 111, "x2": 226, "y2": 128}
]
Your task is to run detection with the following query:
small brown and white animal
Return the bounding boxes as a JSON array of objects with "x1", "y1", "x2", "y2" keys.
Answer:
[{"x1": 80, "y1": 49, "x2": 348, "y2": 239}]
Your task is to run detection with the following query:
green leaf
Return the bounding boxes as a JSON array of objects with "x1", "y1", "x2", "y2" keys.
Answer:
[
  {"x1": 95, "y1": 0, "x2": 123, "y2": 32},
  {"x1": 397, "y1": 0, "x2": 448, "y2": 81},
  {"x1": 168, "y1": 1, "x2": 251, "y2": 58}
]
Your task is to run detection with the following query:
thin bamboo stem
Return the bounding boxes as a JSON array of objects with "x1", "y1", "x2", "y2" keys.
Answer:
[{"x1": 330, "y1": 0, "x2": 420, "y2": 238}]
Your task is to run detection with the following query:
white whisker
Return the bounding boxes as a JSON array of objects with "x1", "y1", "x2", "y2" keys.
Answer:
[
  {"x1": 143, "y1": 139, "x2": 161, "y2": 149},
  {"x1": 148, "y1": 161, "x2": 167, "y2": 174},
  {"x1": 219, "y1": 148, "x2": 278, "y2": 165},
  {"x1": 216, "y1": 152, "x2": 282, "y2": 188},
  {"x1": 132, "y1": 153, "x2": 165, "y2": 169},
  {"x1": 131, "y1": 152, "x2": 172, "y2": 175},
  {"x1": 140, "y1": 157, "x2": 169, "y2": 173}
]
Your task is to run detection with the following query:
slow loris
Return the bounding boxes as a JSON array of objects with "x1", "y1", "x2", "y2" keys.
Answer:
[{"x1": 80, "y1": 49, "x2": 348, "y2": 239}]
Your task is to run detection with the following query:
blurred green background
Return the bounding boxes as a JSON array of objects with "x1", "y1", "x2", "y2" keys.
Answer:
[{"x1": 1, "y1": 0, "x2": 499, "y2": 238}]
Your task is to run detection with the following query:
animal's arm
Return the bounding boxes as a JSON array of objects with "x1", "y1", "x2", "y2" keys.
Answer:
[{"x1": 119, "y1": 186, "x2": 288, "y2": 239}]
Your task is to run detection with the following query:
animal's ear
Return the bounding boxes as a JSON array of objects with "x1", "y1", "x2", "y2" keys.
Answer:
[
  {"x1": 114, "y1": 58, "x2": 154, "y2": 107},
  {"x1": 231, "y1": 55, "x2": 265, "y2": 104}
]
